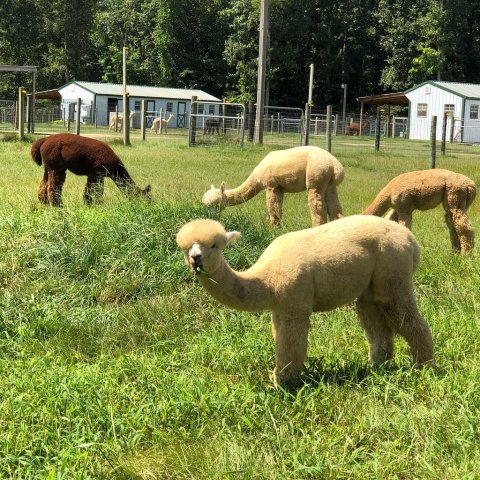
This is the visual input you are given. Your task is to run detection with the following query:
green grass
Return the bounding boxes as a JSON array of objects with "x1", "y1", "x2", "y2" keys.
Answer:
[{"x1": 0, "y1": 135, "x2": 479, "y2": 479}]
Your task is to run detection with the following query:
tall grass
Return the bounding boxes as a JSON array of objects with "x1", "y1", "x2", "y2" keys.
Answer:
[{"x1": 0, "y1": 135, "x2": 479, "y2": 478}]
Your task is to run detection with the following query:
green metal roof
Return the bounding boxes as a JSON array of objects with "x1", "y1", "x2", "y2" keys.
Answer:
[
  {"x1": 405, "y1": 81, "x2": 480, "y2": 99},
  {"x1": 59, "y1": 81, "x2": 221, "y2": 102}
]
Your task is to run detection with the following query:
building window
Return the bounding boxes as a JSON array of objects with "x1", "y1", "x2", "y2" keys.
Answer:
[
  {"x1": 444, "y1": 104, "x2": 455, "y2": 115},
  {"x1": 417, "y1": 103, "x2": 427, "y2": 117},
  {"x1": 209, "y1": 104, "x2": 215, "y2": 115},
  {"x1": 134, "y1": 100, "x2": 141, "y2": 111},
  {"x1": 198, "y1": 104, "x2": 204, "y2": 114},
  {"x1": 166, "y1": 102, "x2": 173, "y2": 113},
  {"x1": 470, "y1": 105, "x2": 478, "y2": 119}
]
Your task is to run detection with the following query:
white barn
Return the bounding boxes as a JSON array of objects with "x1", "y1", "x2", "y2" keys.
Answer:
[
  {"x1": 405, "y1": 81, "x2": 480, "y2": 143},
  {"x1": 57, "y1": 81, "x2": 221, "y2": 129}
]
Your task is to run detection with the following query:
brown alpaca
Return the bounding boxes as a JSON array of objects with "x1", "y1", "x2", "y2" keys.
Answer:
[
  {"x1": 347, "y1": 120, "x2": 369, "y2": 136},
  {"x1": 31, "y1": 133, "x2": 151, "y2": 206},
  {"x1": 204, "y1": 118, "x2": 220, "y2": 135},
  {"x1": 177, "y1": 217, "x2": 434, "y2": 388},
  {"x1": 363, "y1": 169, "x2": 476, "y2": 254}
]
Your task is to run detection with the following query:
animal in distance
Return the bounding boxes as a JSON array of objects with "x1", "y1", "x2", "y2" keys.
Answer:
[
  {"x1": 109, "y1": 111, "x2": 136, "y2": 132},
  {"x1": 176, "y1": 216, "x2": 434, "y2": 388},
  {"x1": 363, "y1": 169, "x2": 476, "y2": 254},
  {"x1": 31, "y1": 133, "x2": 151, "y2": 206},
  {"x1": 202, "y1": 146, "x2": 344, "y2": 226},
  {"x1": 150, "y1": 113, "x2": 175, "y2": 134}
]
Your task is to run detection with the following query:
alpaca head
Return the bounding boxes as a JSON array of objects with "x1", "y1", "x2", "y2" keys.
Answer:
[
  {"x1": 202, "y1": 182, "x2": 227, "y2": 209},
  {"x1": 176, "y1": 219, "x2": 240, "y2": 275}
]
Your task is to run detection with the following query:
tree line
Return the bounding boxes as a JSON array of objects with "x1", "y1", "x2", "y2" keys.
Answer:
[{"x1": 1, "y1": 0, "x2": 479, "y2": 111}]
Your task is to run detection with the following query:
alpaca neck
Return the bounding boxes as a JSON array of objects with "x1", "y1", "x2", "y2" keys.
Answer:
[
  {"x1": 110, "y1": 164, "x2": 140, "y2": 194},
  {"x1": 198, "y1": 261, "x2": 271, "y2": 312},
  {"x1": 224, "y1": 176, "x2": 262, "y2": 206}
]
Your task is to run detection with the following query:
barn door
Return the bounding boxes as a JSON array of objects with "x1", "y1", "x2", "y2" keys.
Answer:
[{"x1": 177, "y1": 102, "x2": 187, "y2": 128}]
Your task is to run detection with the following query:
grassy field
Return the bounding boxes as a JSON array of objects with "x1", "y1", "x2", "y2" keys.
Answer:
[{"x1": 0, "y1": 134, "x2": 479, "y2": 479}]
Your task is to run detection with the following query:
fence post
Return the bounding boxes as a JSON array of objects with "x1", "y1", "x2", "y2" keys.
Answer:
[
  {"x1": 248, "y1": 101, "x2": 255, "y2": 142},
  {"x1": 303, "y1": 102, "x2": 311, "y2": 146},
  {"x1": 76, "y1": 98, "x2": 81, "y2": 134},
  {"x1": 326, "y1": 105, "x2": 332, "y2": 153},
  {"x1": 189, "y1": 95, "x2": 197, "y2": 146},
  {"x1": 430, "y1": 115, "x2": 437, "y2": 168},
  {"x1": 141, "y1": 99, "x2": 146, "y2": 141},
  {"x1": 441, "y1": 111, "x2": 448, "y2": 155},
  {"x1": 334, "y1": 114, "x2": 339, "y2": 136},
  {"x1": 375, "y1": 106, "x2": 381, "y2": 152},
  {"x1": 449, "y1": 115, "x2": 454, "y2": 143},
  {"x1": 18, "y1": 87, "x2": 26, "y2": 140},
  {"x1": 123, "y1": 92, "x2": 130, "y2": 146}
]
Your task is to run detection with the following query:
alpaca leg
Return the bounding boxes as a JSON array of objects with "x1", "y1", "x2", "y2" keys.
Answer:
[
  {"x1": 357, "y1": 295, "x2": 394, "y2": 363},
  {"x1": 307, "y1": 188, "x2": 327, "y2": 226},
  {"x1": 84, "y1": 173, "x2": 105, "y2": 205},
  {"x1": 385, "y1": 297, "x2": 434, "y2": 367},
  {"x1": 266, "y1": 187, "x2": 284, "y2": 226},
  {"x1": 325, "y1": 185, "x2": 343, "y2": 221},
  {"x1": 38, "y1": 168, "x2": 49, "y2": 204},
  {"x1": 443, "y1": 190, "x2": 474, "y2": 254},
  {"x1": 47, "y1": 169, "x2": 66, "y2": 207},
  {"x1": 271, "y1": 311, "x2": 310, "y2": 387},
  {"x1": 396, "y1": 211, "x2": 413, "y2": 230},
  {"x1": 385, "y1": 209, "x2": 399, "y2": 222}
]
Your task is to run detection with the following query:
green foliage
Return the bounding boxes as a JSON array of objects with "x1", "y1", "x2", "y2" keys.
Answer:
[{"x1": 0, "y1": 137, "x2": 479, "y2": 477}]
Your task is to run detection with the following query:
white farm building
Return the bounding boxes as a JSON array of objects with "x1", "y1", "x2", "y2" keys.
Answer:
[
  {"x1": 405, "y1": 81, "x2": 480, "y2": 143},
  {"x1": 57, "y1": 81, "x2": 221, "y2": 129}
]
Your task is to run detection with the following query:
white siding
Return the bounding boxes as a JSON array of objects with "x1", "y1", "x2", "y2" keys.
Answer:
[
  {"x1": 462, "y1": 99, "x2": 480, "y2": 143},
  {"x1": 406, "y1": 84, "x2": 463, "y2": 140}
]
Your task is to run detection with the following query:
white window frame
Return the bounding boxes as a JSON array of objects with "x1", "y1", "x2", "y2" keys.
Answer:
[
  {"x1": 417, "y1": 103, "x2": 427, "y2": 118},
  {"x1": 470, "y1": 104, "x2": 478, "y2": 120},
  {"x1": 444, "y1": 104, "x2": 455, "y2": 115}
]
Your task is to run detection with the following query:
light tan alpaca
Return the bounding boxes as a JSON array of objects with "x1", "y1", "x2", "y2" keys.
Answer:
[
  {"x1": 150, "y1": 113, "x2": 174, "y2": 134},
  {"x1": 202, "y1": 146, "x2": 344, "y2": 226},
  {"x1": 176, "y1": 216, "x2": 434, "y2": 388},
  {"x1": 109, "y1": 111, "x2": 136, "y2": 132},
  {"x1": 363, "y1": 169, "x2": 476, "y2": 254}
]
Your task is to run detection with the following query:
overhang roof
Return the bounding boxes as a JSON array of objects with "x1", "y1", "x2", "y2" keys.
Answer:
[
  {"x1": 357, "y1": 92, "x2": 409, "y2": 106},
  {"x1": 59, "y1": 81, "x2": 221, "y2": 102},
  {"x1": 27, "y1": 89, "x2": 61, "y2": 100}
]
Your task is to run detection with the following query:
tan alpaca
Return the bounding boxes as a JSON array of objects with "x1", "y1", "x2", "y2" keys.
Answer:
[
  {"x1": 363, "y1": 169, "x2": 476, "y2": 254},
  {"x1": 109, "y1": 111, "x2": 136, "y2": 131},
  {"x1": 150, "y1": 113, "x2": 174, "y2": 134},
  {"x1": 176, "y1": 216, "x2": 434, "y2": 388},
  {"x1": 202, "y1": 146, "x2": 344, "y2": 226}
]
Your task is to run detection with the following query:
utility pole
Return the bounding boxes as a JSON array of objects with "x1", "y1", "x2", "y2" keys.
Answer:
[{"x1": 254, "y1": 0, "x2": 269, "y2": 144}]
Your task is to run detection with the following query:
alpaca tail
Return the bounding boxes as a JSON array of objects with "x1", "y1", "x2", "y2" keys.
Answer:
[
  {"x1": 362, "y1": 185, "x2": 392, "y2": 216},
  {"x1": 465, "y1": 181, "x2": 477, "y2": 210},
  {"x1": 331, "y1": 160, "x2": 345, "y2": 186},
  {"x1": 31, "y1": 137, "x2": 48, "y2": 166}
]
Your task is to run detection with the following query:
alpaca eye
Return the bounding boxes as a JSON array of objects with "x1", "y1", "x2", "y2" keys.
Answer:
[{"x1": 211, "y1": 244, "x2": 216, "y2": 249}]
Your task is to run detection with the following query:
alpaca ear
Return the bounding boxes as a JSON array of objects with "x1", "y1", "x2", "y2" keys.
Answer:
[
  {"x1": 210, "y1": 184, "x2": 216, "y2": 190},
  {"x1": 220, "y1": 182, "x2": 226, "y2": 195},
  {"x1": 225, "y1": 231, "x2": 241, "y2": 246}
]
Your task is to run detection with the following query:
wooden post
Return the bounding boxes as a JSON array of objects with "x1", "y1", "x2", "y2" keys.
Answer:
[
  {"x1": 334, "y1": 113, "x2": 339, "y2": 136},
  {"x1": 254, "y1": 0, "x2": 268, "y2": 144},
  {"x1": 123, "y1": 46, "x2": 130, "y2": 145},
  {"x1": 114, "y1": 106, "x2": 118, "y2": 132},
  {"x1": 441, "y1": 111, "x2": 448, "y2": 155},
  {"x1": 141, "y1": 99, "x2": 146, "y2": 141},
  {"x1": 222, "y1": 99, "x2": 227, "y2": 135},
  {"x1": 189, "y1": 95, "x2": 198, "y2": 146},
  {"x1": 386, "y1": 105, "x2": 391, "y2": 136},
  {"x1": 76, "y1": 98, "x2": 81, "y2": 134},
  {"x1": 123, "y1": 92, "x2": 130, "y2": 145},
  {"x1": 248, "y1": 101, "x2": 255, "y2": 142},
  {"x1": 359, "y1": 101, "x2": 364, "y2": 136},
  {"x1": 31, "y1": 70, "x2": 36, "y2": 134},
  {"x1": 18, "y1": 87, "x2": 25, "y2": 140},
  {"x1": 326, "y1": 105, "x2": 332, "y2": 152},
  {"x1": 449, "y1": 113, "x2": 454, "y2": 143},
  {"x1": 430, "y1": 115, "x2": 437, "y2": 168},
  {"x1": 375, "y1": 106, "x2": 381, "y2": 151},
  {"x1": 392, "y1": 116, "x2": 396, "y2": 138}
]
